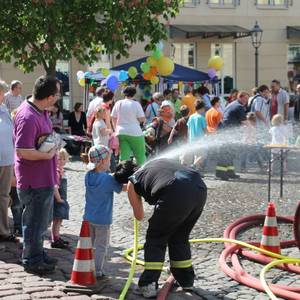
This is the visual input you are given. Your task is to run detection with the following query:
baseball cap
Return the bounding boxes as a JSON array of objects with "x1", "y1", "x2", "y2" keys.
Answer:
[{"x1": 87, "y1": 145, "x2": 110, "y2": 170}]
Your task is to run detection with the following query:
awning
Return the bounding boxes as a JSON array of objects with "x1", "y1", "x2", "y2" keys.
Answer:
[
  {"x1": 111, "y1": 57, "x2": 210, "y2": 82},
  {"x1": 287, "y1": 26, "x2": 300, "y2": 39},
  {"x1": 169, "y1": 25, "x2": 251, "y2": 39}
]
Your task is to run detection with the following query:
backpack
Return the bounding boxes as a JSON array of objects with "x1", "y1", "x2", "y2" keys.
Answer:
[{"x1": 246, "y1": 94, "x2": 259, "y2": 114}]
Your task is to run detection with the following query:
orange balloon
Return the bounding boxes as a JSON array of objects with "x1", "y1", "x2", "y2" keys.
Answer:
[
  {"x1": 150, "y1": 66, "x2": 158, "y2": 76},
  {"x1": 143, "y1": 72, "x2": 152, "y2": 80}
]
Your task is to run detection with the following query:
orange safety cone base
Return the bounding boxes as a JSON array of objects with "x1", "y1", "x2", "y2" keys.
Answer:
[{"x1": 71, "y1": 271, "x2": 96, "y2": 285}]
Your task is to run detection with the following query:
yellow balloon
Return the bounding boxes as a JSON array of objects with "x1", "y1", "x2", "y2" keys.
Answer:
[
  {"x1": 208, "y1": 56, "x2": 224, "y2": 71},
  {"x1": 156, "y1": 56, "x2": 174, "y2": 76},
  {"x1": 101, "y1": 68, "x2": 110, "y2": 77},
  {"x1": 78, "y1": 78, "x2": 85, "y2": 87},
  {"x1": 147, "y1": 56, "x2": 158, "y2": 67},
  {"x1": 150, "y1": 76, "x2": 159, "y2": 85}
]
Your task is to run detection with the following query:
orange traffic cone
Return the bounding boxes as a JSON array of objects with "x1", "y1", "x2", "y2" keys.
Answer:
[
  {"x1": 70, "y1": 220, "x2": 96, "y2": 285},
  {"x1": 260, "y1": 202, "x2": 281, "y2": 254}
]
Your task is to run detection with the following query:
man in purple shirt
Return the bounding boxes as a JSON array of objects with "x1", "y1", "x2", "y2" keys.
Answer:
[{"x1": 14, "y1": 76, "x2": 60, "y2": 275}]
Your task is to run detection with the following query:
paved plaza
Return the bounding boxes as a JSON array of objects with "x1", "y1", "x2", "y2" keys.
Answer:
[{"x1": 0, "y1": 152, "x2": 300, "y2": 300}]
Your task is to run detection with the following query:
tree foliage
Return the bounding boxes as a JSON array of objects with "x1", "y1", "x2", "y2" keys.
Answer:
[{"x1": 0, "y1": 0, "x2": 181, "y2": 75}]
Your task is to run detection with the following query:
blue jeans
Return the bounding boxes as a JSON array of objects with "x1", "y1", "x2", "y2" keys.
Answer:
[
  {"x1": 10, "y1": 187, "x2": 23, "y2": 232},
  {"x1": 17, "y1": 187, "x2": 54, "y2": 266}
]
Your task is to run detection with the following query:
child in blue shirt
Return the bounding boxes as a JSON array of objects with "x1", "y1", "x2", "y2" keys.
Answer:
[
  {"x1": 83, "y1": 145, "x2": 124, "y2": 279},
  {"x1": 187, "y1": 100, "x2": 207, "y2": 143}
]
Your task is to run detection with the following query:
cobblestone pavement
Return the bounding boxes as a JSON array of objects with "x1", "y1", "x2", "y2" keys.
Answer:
[{"x1": 1, "y1": 151, "x2": 300, "y2": 299}]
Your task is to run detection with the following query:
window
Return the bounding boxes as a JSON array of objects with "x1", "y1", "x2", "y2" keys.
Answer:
[
  {"x1": 288, "y1": 44, "x2": 300, "y2": 91},
  {"x1": 56, "y1": 61, "x2": 70, "y2": 111},
  {"x1": 208, "y1": 0, "x2": 237, "y2": 5},
  {"x1": 173, "y1": 43, "x2": 196, "y2": 69},
  {"x1": 182, "y1": 0, "x2": 200, "y2": 7},
  {"x1": 256, "y1": 0, "x2": 289, "y2": 8}
]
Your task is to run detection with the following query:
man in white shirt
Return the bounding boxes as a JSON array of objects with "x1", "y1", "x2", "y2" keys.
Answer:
[
  {"x1": 4, "y1": 80, "x2": 23, "y2": 113},
  {"x1": 86, "y1": 86, "x2": 106, "y2": 118},
  {"x1": 252, "y1": 84, "x2": 271, "y2": 143}
]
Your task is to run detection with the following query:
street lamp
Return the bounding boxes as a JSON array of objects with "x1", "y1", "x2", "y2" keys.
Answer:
[{"x1": 251, "y1": 21, "x2": 263, "y2": 87}]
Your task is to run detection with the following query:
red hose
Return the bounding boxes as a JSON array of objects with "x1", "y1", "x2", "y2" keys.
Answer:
[
  {"x1": 156, "y1": 275, "x2": 175, "y2": 300},
  {"x1": 293, "y1": 201, "x2": 300, "y2": 250},
  {"x1": 219, "y1": 214, "x2": 300, "y2": 299}
]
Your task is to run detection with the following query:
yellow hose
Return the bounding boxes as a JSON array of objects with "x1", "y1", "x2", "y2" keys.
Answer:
[
  {"x1": 118, "y1": 219, "x2": 139, "y2": 300},
  {"x1": 260, "y1": 258, "x2": 300, "y2": 300},
  {"x1": 120, "y1": 234, "x2": 300, "y2": 299},
  {"x1": 124, "y1": 238, "x2": 290, "y2": 263}
]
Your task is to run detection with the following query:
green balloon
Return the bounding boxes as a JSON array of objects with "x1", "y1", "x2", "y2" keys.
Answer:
[
  {"x1": 128, "y1": 66, "x2": 137, "y2": 79},
  {"x1": 140, "y1": 62, "x2": 150, "y2": 73},
  {"x1": 153, "y1": 49, "x2": 162, "y2": 60}
]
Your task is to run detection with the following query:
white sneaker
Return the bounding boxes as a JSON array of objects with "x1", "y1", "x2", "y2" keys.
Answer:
[{"x1": 139, "y1": 282, "x2": 157, "y2": 298}]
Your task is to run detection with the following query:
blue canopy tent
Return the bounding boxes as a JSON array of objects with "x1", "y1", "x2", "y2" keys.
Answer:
[{"x1": 111, "y1": 57, "x2": 210, "y2": 82}]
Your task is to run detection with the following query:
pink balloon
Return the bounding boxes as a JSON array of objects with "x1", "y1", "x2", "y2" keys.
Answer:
[{"x1": 208, "y1": 68, "x2": 217, "y2": 79}]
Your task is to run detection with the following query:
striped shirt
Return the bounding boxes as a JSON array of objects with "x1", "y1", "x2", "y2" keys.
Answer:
[
  {"x1": 253, "y1": 95, "x2": 270, "y2": 128},
  {"x1": 4, "y1": 92, "x2": 23, "y2": 113}
]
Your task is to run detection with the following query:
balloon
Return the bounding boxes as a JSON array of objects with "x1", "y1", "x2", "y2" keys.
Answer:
[
  {"x1": 207, "y1": 68, "x2": 217, "y2": 79},
  {"x1": 101, "y1": 68, "x2": 110, "y2": 77},
  {"x1": 84, "y1": 71, "x2": 91, "y2": 77},
  {"x1": 150, "y1": 76, "x2": 159, "y2": 85},
  {"x1": 157, "y1": 56, "x2": 174, "y2": 76},
  {"x1": 150, "y1": 66, "x2": 158, "y2": 76},
  {"x1": 208, "y1": 56, "x2": 224, "y2": 71},
  {"x1": 143, "y1": 72, "x2": 152, "y2": 81},
  {"x1": 128, "y1": 66, "x2": 138, "y2": 79},
  {"x1": 147, "y1": 56, "x2": 157, "y2": 67},
  {"x1": 140, "y1": 62, "x2": 150, "y2": 73},
  {"x1": 77, "y1": 70, "x2": 84, "y2": 80},
  {"x1": 147, "y1": 56, "x2": 158, "y2": 67},
  {"x1": 106, "y1": 75, "x2": 119, "y2": 92},
  {"x1": 78, "y1": 78, "x2": 85, "y2": 87},
  {"x1": 153, "y1": 49, "x2": 162, "y2": 60},
  {"x1": 156, "y1": 41, "x2": 164, "y2": 51},
  {"x1": 119, "y1": 70, "x2": 128, "y2": 82}
]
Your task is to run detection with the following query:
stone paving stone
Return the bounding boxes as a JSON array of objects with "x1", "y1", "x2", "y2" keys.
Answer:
[
  {"x1": 0, "y1": 273, "x2": 8, "y2": 280},
  {"x1": 91, "y1": 296, "x2": 117, "y2": 300},
  {"x1": 2, "y1": 294, "x2": 31, "y2": 300},
  {"x1": 30, "y1": 290, "x2": 66, "y2": 298},
  {"x1": 0, "y1": 263, "x2": 21, "y2": 269},
  {"x1": 0, "y1": 284, "x2": 22, "y2": 290},
  {"x1": 6, "y1": 277, "x2": 26, "y2": 284},
  {"x1": 13, "y1": 272, "x2": 35, "y2": 278},
  {"x1": 8, "y1": 266, "x2": 25, "y2": 273},
  {"x1": 61, "y1": 296, "x2": 91, "y2": 300},
  {"x1": 0, "y1": 289, "x2": 23, "y2": 297},
  {"x1": 24, "y1": 286, "x2": 55, "y2": 294},
  {"x1": 23, "y1": 281, "x2": 56, "y2": 288}
]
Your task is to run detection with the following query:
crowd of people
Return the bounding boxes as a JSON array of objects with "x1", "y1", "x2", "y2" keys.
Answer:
[{"x1": 0, "y1": 73, "x2": 300, "y2": 298}]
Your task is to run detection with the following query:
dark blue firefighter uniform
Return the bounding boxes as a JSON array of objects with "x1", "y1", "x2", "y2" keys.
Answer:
[{"x1": 129, "y1": 158, "x2": 207, "y2": 288}]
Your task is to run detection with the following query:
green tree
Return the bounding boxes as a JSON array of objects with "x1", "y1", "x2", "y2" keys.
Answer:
[{"x1": 0, "y1": 0, "x2": 181, "y2": 76}]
